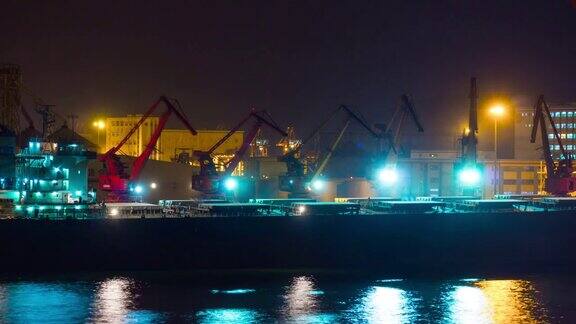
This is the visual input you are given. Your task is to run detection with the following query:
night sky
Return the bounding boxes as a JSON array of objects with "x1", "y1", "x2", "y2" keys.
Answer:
[{"x1": 2, "y1": 0, "x2": 575, "y2": 147}]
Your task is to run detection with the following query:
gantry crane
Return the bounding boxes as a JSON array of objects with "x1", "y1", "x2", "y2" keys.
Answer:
[
  {"x1": 192, "y1": 110, "x2": 287, "y2": 195},
  {"x1": 530, "y1": 95, "x2": 576, "y2": 196},
  {"x1": 279, "y1": 105, "x2": 379, "y2": 197},
  {"x1": 99, "y1": 96, "x2": 197, "y2": 202}
]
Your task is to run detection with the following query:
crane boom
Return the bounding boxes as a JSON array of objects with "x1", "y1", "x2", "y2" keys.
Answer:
[
  {"x1": 192, "y1": 109, "x2": 287, "y2": 195},
  {"x1": 100, "y1": 96, "x2": 197, "y2": 161},
  {"x1": 224, "y1": 111, "x2": 287, "y2": 175},
  {"x1": 312, "y1": 118, "x2": 351, "y2": 179},
  {"x1": 98, "y1": 95, "x2": 197, "y2": 201},
  {"x1": 530, "y1": 95, "x2": 576, "y2": 196},
  {"x1": 377, "y1": 95, "x2": 424, "y2": 163},
  {"x1": 279, "y1": 104, "x2": 379, "y2": 195}
]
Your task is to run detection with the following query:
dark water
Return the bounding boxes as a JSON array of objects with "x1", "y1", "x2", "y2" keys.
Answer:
[{"x1": 1, "y1": 273, "x2": 575, "y2": 323}]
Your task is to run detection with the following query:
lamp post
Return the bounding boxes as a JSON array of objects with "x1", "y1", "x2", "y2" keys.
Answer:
[
  {"x1": 93, "y1": 120, "x2": 106, "y2": 152},
  {"x1": 489, "y1": 104, "x2": 505, "y2": 196}
]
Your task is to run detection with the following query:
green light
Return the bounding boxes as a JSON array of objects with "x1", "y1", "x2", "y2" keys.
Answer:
[
  {"x1": 74, "y1": 205, "x2": 81, "y2": 210},
  {"x1": 75, "y1": 190, "x2": 82, "y2": 196},
  {"x1": 376, "y1": 167, "x2": 399, "y2": 185},
  {"x1": 26, "y1": 206, "x2": 34, "y2": 212},
  {"x1": 211, "y1": 289, "x2": 256, "y2": 294},
  {"x1": 15, "y1": 205, "x2": 22, "y2": 210},
  {"x1": 458, "y1": 167, "x2": 482, "y2": 186},
  {"x1": 311, "y1": 179, "x2": 325, "y2": 191},
  {"x1": 55, "y1": 206, "x2": 62, "y2": 210},
  {"x1": 224, "y1": 177, "x2": 238, "y2": 191}
]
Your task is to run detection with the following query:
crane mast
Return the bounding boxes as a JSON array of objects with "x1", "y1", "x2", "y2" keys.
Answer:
[
  {"x1": 462, "y1": 78, "x2": 478, "y2": 165},
  {"x1": 455, "y1": 78, "x2": 483, "y2": 195}
]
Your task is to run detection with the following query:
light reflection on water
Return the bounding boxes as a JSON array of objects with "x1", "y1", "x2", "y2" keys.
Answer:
[
  {"x1": 196, "y1": 308, "x2": 260, "y2": 323},
  {"x1": 281, "y1": 276, "x2": 336, "y2": 323},
  {"x1": 91, "y1": 277, "x2": 135, "y2": 323},
  {"x1": 446, "y1": 280, "x2": 547, "y2": 323},
  {"x1": 346, "y1": 286, "x2": 418, "y2": 323},
  {"x1": 0, "y1": 275, "x2": 568, "y2": 323}
]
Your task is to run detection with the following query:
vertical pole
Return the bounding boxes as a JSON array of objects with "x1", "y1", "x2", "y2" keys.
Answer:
[{"x1": 494, "y1": 120, "x2": 498, "y2": 196}]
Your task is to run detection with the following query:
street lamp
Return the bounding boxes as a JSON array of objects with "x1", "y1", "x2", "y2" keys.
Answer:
[
  {"x1": 93, "y1": 119, "x2": 106, "y2": 152},
  {"x1": 489, "y1": 104, "x2": 506, "y2": 195}
]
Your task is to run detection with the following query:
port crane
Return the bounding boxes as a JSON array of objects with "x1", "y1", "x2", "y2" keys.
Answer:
[
  {"x1": 279, "y1": 105, "x2": 379, "y2": 197},
  {"x1": 99, "y1": 96, "x2": 197, "y2": 202},
  {"x1": 530, "y1": 95, "x2": 576, "y2": 196},
  {"x1": 192, "y1": 110, "x2": 287, "y2": 195},
  {"x1": 374, "y1": 95, "x2": 424, "y2": 164},
  {"x1": 455, "y1": 78, "x2": 483, "y2": 194}
]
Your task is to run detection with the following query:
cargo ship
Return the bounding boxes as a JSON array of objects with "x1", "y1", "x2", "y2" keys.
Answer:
[{"x1": 2, "y1": 196, "x2": 576, "y2": 277}]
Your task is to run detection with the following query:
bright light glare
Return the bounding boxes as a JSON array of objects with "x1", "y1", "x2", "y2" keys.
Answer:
[
  {"x1": 297, "y1": 205, "x2": 307, "y2": 215},
  {"x1": 150, "y1": 182, "x2": 157, "y2": 189},
  {"x1": 93, "y1": 120, "x2": 106, "y2": 129},
  {"x1": 311, "y1": 179, "x2": 325, "y2": 191},
  {"x1": 458, "y1": 168, "x2": 481, "y2": 186},
  {"x1": 489, "y1": 104, "x2": 505, "y2": 117},
  {"x1": 134, "y1": 185, "x2": 143, "y2": 194},
  {"x1": 224, "y1": 178, "x2": 238, "y2": 191},
  {"x1": 376, "y1": 167, "x2": 399, "y2": 185},
  {"x1": 110, "y1": 208, "x2": 119, "y2": 216}
]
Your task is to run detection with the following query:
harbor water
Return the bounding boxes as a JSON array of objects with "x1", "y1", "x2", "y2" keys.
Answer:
[{"x1": 1, "y1": 272, "x2": 575, "y2": 323}]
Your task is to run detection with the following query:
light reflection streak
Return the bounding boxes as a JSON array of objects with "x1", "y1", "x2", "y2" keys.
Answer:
[
  {"x1": 0, "y1": 286, "x2": 6, "y2": 317},
  {"x1": 477, "y1": 280, "x2": 544, "y2": 323},
  {"x1": 448, "y1": 286, "x2": 490, "y2": 324},
  {"x1": 447, "y1": 280, "x2": 546, "y2": 323},
  {"x1": 210, "y1": 288, "x2": 256, "y2": 295},
  {"x1": 2, "y1": 283, "x2": 90, "y2": 322},
  {"x1": 196, "y1": 308, "x2": 259, "y2": 323},
  {"x1": 348, "y1": 286, "x2": 416, "y2": 323},
  {"x1": 282, "y1": 276, "x2": 320, "y2": 321},
  {"x1": 92, "y1": 277, "x2": 134, "y2": 323}
]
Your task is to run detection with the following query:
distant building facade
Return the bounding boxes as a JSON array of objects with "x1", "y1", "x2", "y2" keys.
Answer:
[
  {"x1": 105, "y1": 115, "x2": 160, "y2": 159},
  {"x1": 159, "y1": 129, "x2": 243, "y2": 162},
  {"x1": 396, "y1": 150, "x2": 542, "y2": 198},
  {"x1": 516, "y1": 103, "x2": 576, "y2": 160},
  {"x1": 103, "y1": 114, "x2": 245, "y2": 172}
]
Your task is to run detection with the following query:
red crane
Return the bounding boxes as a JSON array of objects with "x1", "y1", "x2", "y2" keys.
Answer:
[
  {"x1": 192, "y1": 110, "x2": 287, "y2": 195},
  {"x1": 530, "y1": 95, "x2": 576, "y2": 196},
  {"x1": 99, "y1": 96, "x2": 197, "y2": 202}
]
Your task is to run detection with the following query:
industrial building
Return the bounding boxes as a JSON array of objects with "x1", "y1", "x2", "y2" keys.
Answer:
[
  {"x1": 398, "y1": 150, "x2": 542, "y2": 198},
  {"x1": 159, "y1": 129, "x2": 243, "y2": 162},
  {"x1": 103, "y1": 115, "x2": 244, "y2": 163},
  {"x1": 105, "y1": 115, "x2": 160, "y2": 159},
  {"x1": 516, "y1": 103, "x2": 576, "y2": 160}
]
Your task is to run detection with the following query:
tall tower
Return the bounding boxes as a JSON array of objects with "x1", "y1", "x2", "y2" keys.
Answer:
[{"x1": 0, "y1": 64, "x2": 22, "y2": 134}]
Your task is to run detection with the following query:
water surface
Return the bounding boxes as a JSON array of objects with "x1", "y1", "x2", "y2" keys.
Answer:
[{"x1": 1, "y1": 273, "x2": 575, "y2": 323}]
